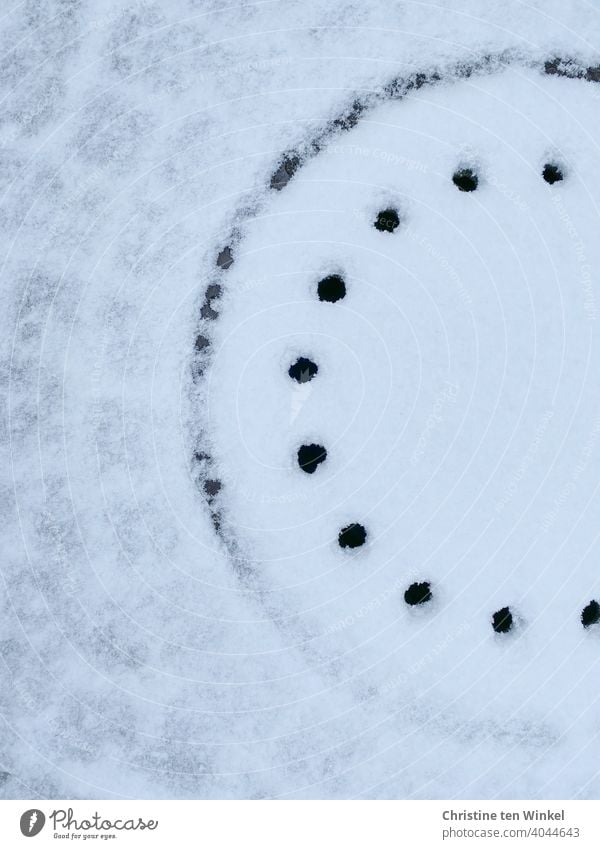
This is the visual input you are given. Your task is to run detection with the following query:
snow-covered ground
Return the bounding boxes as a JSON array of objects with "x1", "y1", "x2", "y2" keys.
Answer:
[{"x1": 1, "y1": 0, "x2": 600, "y2": 800}]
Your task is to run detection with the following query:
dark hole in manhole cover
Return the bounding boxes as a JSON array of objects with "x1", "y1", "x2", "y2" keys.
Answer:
[
  {"x1": 374, "y1": 208, "x2": 400, "y2": 232},
  {"x1": 543, "y1": 162, "x2": 564, "y2": 184},
  {"x1": 297, "y1": 443, "x2": 327, "y2": 474},
  {"x1": 492, "y1": 606, "x2": 513, "y2": 634},
  {"x1": 318, "y1": 274, "x2": 346, "y2": 302},
  {"x1": 453, "y1": 167, "x2": 478, "y2": 192},
  {"x1": 288, "y1": 357, "x2": 318, "y2": 383},
  {"x1": 404, "y1": 581, "x2": 432, "y2": 606},
  {"x1": 338, "y1": 523, "x2": 367, "y2": 549},
  {"x1": 581, "y1": 599, "x2": 600, "y2": 628}
]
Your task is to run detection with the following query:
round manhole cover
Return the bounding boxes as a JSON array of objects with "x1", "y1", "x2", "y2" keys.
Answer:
[{"x1": 193, "y1": 60, "x2": 600, "y2": 795}]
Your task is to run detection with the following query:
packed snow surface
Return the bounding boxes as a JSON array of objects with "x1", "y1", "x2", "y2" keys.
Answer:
[{"x1": 2, "y1": 0, "x2": 600, "y2": 800}]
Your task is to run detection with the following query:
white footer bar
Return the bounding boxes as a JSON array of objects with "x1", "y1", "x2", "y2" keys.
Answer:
[{"x1": 1, "y1": 800, "x2": 598, "y2": 848}]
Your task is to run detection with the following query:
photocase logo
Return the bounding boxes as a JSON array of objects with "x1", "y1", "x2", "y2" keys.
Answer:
[{"x1": 19, "y1": 809, "x2": 45, "y2": 837}]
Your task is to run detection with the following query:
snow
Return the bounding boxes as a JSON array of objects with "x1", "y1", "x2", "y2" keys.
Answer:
[
  {"x1": 1, "y1": 0, "x2": 600, "y2": 800},
  {"x1": 206, "y1": 65, "x2": 600, "y2": 797}
]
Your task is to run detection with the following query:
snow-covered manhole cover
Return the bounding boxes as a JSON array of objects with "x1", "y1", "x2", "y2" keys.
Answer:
[{"x1": 192, "y1": 58, "x2": 600, "y2": 794}]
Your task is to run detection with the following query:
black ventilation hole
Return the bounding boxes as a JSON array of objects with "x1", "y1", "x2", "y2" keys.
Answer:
[
  {"x1": 318, "y1": 274, "x2": 346, "y2": 303},
  {"x1": 297, "y1": 443, "x2": 327, "y2": 474},
  {"x1": 288, "y1": 357, "x2": 318, "y2": 383},
  {"x1": 543, "y1": 162, "x2": 564, "y2": 184},
  {"x1": 338, "y1": 523, "x2": 367, "y2": 549},
  {"x1": 581, "y1": 599, "x2": 600, "y2": 628},
  {"x1": 404, "y1": 581, "x2": 432, "y2": 606},
  {"x1": 374, "y1": 208, "x2": 400, "y2": 233},
  {"x1": 492, "y1": 606, "x2": 513, "y2": 634},
  {"x1": 453, "y1": 168, "x2": 478, "y2": 192}
]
